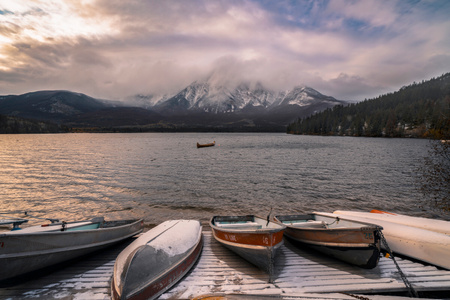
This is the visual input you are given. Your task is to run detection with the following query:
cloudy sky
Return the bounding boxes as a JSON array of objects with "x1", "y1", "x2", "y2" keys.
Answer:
[{"x1": 0, "y1": 0, "x2": 449, "y2": 101}]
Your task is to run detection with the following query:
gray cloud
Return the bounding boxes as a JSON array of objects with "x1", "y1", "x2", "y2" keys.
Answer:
[{"x1": 0, "y1": 0, "x2": 449, "y2": 101}]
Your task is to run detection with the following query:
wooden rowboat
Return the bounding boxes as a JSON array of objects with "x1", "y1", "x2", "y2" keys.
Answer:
[
  {"x1": 0, "y1": 217, "x2": 143, "y2": 282},
  {"x1": 327, "y1": 210, "x2": 450, "y2": 270},
  {"x1": 111, "y1": 219, "x2": 203, "y2": 300},
  {"x1": 197, "y1": 141, "x2": 215, "y2": 148},
  {"x1": 274, "y1": 212, "x2": 382, "y2": 269},
  {"x1": 209, "y1": 215, "x2": 285, "y2": 280}
]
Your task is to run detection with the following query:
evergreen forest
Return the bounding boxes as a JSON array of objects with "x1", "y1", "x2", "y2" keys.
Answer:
[
  {"x1": 0, "y1": 114, "x2": 66, "y2": 134},
  {"x1": 287, "y1": 73, "x2": 450, "y2": 139}
]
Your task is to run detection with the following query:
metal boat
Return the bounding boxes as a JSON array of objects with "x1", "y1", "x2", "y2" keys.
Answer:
[
  {"x1": 111, "y1": 219, "x2": 203, "y2": 300},
  {"x1": 274, "y1": 212, "x2": 382, "y2": 269},
  {"x1": 0, "y1": 217, "x2": 143, "y2": 281}
]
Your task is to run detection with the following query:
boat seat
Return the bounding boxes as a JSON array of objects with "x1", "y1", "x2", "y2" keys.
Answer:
[
  {"x1": 290, "y1": 221, "x2": 328, "y2": 229},
  {"x1": 66, "y1": 223, "x2": 101, "y2": 231},
  {"x1": 216, "y1": 222, "x2": 262, "y2": 230}
]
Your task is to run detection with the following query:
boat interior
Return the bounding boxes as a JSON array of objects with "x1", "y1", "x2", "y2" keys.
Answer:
[
  {"x1": 276, "y1": 214, "x2": 379, "y2": 230},
  {"x1": 213, "y1": 215, "x2": 282, "y2": 230}
]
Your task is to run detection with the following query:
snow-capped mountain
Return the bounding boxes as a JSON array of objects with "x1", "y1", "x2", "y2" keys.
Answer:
[
  {"x1": 133, "y1": 80, "x2": 346, "y2": 117},
  {"x1": 0, "y1": 81, "x2": 347, "y2": 132},
  {"x1": 271, "y1": 86, "x2": 340, "y2": 107},
  {"x1": 151, "y1": 81, "x2": 274, "y2": 114}
]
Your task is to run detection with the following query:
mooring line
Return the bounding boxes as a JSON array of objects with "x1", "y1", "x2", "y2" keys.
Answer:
[{"x1": 377, "y1": 229, "x2": 418, "y2": 298}]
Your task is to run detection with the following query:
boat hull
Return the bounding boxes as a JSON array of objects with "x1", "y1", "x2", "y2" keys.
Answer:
[
  {"x1": 210, "y1": 215, "x2": 285, "y2": 277},
  {"x1": 212, "y1": 229, "x2": 283, "y2": 273},
  {"x1": 327, "y1": 211, "x2": 450, "y2": 270},
  {"x1": 275, "y1": 213, "x2": 382, "y2": 269},
  {"x1": 0, "y1": 219, "x2": 143, "y2": 281},
  {"x1": 284, "y1": 231, "x2": 380, "y2": 269},
  {"x1": 111, "y1": 220, "x2": 203, "y2": 300}
]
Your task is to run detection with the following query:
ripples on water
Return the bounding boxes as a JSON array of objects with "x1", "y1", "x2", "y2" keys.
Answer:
[{"x1": 0, "y1": 132, "x2": 447, "y2": 228}]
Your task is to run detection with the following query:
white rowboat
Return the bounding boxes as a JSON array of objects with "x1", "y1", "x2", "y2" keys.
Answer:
[
  {"x1": 320, "y1": 211, "x2": 450, "y2": 270},
  {"x1": 342, "y1": 210, "x2": 450, "y2": 235},
  {"x1": 111, "y1": 219, "x2": 203, "y2": 300}
]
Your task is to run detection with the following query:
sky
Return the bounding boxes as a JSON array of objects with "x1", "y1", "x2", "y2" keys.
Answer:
[{"x1": 0, "y1": 0, "x2": 449, "y2": 102}]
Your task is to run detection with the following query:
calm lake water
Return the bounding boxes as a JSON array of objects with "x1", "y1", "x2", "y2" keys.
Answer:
[{"x1": 1, "y1": 132, "x2": 448, "y2": 228}]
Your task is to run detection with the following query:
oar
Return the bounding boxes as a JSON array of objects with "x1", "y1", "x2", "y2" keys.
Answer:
[
  {"x1": 23, "y1": 211, "x2": 60, "y2": 223},
  {"x1": 266, "y1": 207, "x2": 273, "y2": 226}
]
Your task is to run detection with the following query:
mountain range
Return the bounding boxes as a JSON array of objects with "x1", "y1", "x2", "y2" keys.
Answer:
[{"x1": 0, "y1": 80, "x2": 347, "y2": 132}]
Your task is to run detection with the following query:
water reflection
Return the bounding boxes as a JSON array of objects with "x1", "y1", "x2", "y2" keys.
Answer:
[{"x1": 0, "y1": 133, "x2": 446, "y2": 228}]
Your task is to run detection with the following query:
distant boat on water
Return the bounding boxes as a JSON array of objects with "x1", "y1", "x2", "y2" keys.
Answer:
[{"x1": 197, "y1": 141, "x2": 215, "y2": 148}]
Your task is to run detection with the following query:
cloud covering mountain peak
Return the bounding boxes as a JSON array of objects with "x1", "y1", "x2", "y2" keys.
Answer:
[{"x1": 128, "y1": 78, "x2": 346, "y2": 116}]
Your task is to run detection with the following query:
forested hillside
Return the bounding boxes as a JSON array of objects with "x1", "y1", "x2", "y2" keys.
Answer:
[
  {"x1": 287, "y1": 73, "x2": 450, "y2": 138},
  {"x1": 0, "y1": 114, "x2": 66, "y2": 134}
]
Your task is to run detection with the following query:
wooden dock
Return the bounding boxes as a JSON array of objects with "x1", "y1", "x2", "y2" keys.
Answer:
[{"x1": 1, "y1": 231, "x2": 450, "y2": 299}]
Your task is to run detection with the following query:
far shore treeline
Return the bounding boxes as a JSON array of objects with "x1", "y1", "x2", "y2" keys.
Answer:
[
  {"x1": 1, "y1": 73, "x2": 449, "y2": 136},
  {"x1": 288, "y1": 73, "x2": 450, "y2": 139},
  {"x1": 0, "y1": 115, "x2": 68, "y2": 134}
]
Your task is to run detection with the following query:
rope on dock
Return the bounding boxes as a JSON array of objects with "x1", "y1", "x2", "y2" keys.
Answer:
[
  {"x1": 377, "y1": 229, "x2": 419, "y2": 298},
  {"x1": 342, "y1": 293, "x2": 372, "y2": 300}
]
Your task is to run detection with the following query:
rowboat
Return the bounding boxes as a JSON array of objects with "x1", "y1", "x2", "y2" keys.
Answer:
[
  {"x1": 197, "y1": 141, "x2": 215, "y2": 148},
  {"x1": 0, "y1": 217, "x2": 143, "y2": 281},
  {"x1": 274, "y1": 213, "x2": 383, "y2": 269},
  {"x1": 209, "y1": 215, "x2": 285, "y2": 280},
  {"x1": 324, "y1": 211, "x2": 450, "y2": 270},
  {"x1": 362, "y1": 210, "x2": 450, "y2": 234},
  {"x1": 111, "y1": 219, "x2": 203, "y2": 300}
]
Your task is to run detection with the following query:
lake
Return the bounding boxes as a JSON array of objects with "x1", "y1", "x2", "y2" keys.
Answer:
[{"x1": 1, "y1": 132, "x2": 447, "y2": 228}]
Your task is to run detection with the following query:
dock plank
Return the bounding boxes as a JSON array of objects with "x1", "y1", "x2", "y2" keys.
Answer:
[{"x1": 1, "y1": 231, "x2": 450, "y2": 299}]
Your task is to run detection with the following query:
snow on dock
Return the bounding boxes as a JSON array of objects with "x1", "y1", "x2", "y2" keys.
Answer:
[{"x1": 1, "y1": 231, "x2": 450, "y2": 299}]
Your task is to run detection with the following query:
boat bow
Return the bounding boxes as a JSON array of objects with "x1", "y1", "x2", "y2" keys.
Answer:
[{"x1": 112, "y1": 220, "x2": 203, "y2": 300}]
